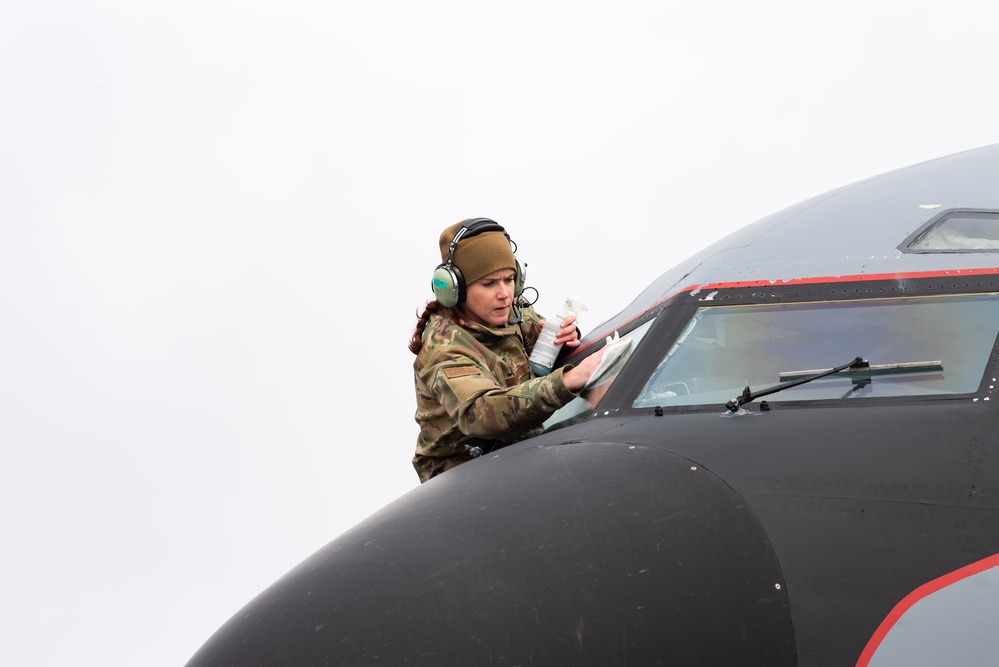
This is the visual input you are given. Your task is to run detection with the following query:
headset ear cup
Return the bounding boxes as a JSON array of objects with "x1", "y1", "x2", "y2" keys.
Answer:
[
  {"x1": 514, "y1": 258, "x2": 526, "y2": 298},
  {"x1": 432, "y1": 264, "x2": 463, "y2": 308}
]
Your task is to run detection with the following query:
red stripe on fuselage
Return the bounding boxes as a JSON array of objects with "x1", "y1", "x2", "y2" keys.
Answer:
[
  {"x1": 566, "y1": 267, "x2": 999, "y2": 360},
  {"x1": 855, "y1": 552, "x2": 999, "y2": 667}
]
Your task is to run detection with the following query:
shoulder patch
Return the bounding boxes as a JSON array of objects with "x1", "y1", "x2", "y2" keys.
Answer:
[{"x1": 443, "y1": 366, "x2": 479, "y2": 379}]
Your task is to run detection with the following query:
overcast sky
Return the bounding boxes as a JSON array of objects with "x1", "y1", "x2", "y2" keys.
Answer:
[{"x1": 2, "y1": 1, "x2": 997, "y2": 665}]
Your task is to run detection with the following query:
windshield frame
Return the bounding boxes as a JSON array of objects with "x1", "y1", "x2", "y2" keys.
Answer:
[{"x1": 595, "y1": 275, "x2": 999, "y2": 416}]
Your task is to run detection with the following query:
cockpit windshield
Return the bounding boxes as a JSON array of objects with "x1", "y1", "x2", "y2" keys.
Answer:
[{"x1": 633, "y1": 293, "x2": 999, "y2": 409}]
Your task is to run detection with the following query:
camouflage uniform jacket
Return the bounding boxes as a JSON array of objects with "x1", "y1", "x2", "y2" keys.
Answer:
[{"x1": 412, "y1": 304, "x2": 577, "y2": 482}]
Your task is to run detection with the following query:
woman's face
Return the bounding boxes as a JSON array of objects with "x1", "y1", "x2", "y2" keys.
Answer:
[{"x1": 462, "y1": 269, "x2": 517, "y2": 327}]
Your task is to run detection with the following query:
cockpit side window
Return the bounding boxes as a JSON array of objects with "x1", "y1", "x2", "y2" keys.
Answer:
[
  {"x1": 633, "y1": 294, "x2": 999, "y2": 408},
  {"x1": 901, "y1": 209, "x2": 999, "y2": 253}
]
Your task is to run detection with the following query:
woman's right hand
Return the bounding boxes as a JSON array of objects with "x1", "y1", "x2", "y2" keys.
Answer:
[{"x1": 562, "y1": 348, "x2": 606, "y2": 393}]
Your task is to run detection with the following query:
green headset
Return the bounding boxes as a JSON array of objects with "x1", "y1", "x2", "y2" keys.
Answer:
[{"x1": 431, "y1": 217, "x2": 526, "y2": 308}]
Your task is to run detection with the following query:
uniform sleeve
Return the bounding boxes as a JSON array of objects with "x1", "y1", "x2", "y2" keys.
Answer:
[{"x1": 426, "y1": 355, "x2": 577, "y2": 443}]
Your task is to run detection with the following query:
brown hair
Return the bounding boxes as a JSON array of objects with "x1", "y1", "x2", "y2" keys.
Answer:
[{"x1": 409, "y1": 301, "x2": 466, "y2": 355}]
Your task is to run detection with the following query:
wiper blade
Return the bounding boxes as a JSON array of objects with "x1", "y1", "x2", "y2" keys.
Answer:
[
  {"x1": 725, "y1": 356, "x2": 867, "y2": 413},
  {"x1": 778, "y1": 360, "x2": 943, "y2": 382}
]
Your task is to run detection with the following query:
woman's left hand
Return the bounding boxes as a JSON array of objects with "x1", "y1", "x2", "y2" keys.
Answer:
[{"x1": 555, "y1": 314, "x2": 581, "y2": 348}]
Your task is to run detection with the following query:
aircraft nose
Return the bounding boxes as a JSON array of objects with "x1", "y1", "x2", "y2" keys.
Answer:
[{"x1": 187, "y1": 441, "x2": 796, "y2": 666}]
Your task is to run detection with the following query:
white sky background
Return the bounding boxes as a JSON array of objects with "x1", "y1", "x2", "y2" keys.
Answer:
[{"x1": 1, "y1": 1, "x2": 997, "y2": 664}]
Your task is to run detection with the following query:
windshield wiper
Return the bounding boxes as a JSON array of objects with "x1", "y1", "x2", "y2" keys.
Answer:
[
  {"x1": 777, "y1": 360, "x2": 943, "y2": 382},
  {"x1": 725, "y1": 356, "x2": 868, "y2": 413}
]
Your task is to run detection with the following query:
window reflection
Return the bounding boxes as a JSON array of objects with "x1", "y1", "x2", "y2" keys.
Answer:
[{"x1": 634, "y1": 294, "x2": 999, "y2": 408}]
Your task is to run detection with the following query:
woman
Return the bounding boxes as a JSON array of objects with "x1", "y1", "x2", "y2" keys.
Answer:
[{"x1": 409, "y1": 218, "x2": 604, "y2": 482}]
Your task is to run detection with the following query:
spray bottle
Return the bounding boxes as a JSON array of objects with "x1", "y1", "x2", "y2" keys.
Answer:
[{"x1": 529, "y1": 298, "x2": 587, "y2": 376}]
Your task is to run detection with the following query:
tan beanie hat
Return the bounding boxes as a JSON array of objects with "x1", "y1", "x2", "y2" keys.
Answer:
[{"x1": 439, "y1": 220, "x2": 516, "y2": 286}]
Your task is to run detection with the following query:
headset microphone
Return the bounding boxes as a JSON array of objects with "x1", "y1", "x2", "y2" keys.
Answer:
[
  {"x1": 507, "y1": 285, "x2": 538, "y2": 325},
  {"x1": 508, "y1": 300, "x2": 524, "y2": 325}
]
